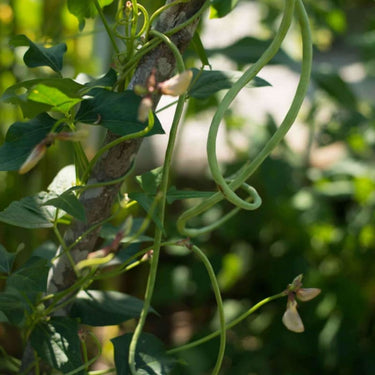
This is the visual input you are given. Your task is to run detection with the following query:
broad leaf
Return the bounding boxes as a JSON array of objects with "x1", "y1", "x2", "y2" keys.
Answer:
[
  {"x1": 0, "y1": 191, "x2": 62, "y2": 228},
  {"x1": 71, "y1": 290, "x2": 157, "y2": 326},
  {"x1": 76, "y1": 88, "x2": 164, "y2": 136},
  {"x1": 0, "y1": 113, "x2": 56, "y2": 171},
  {"x1": 9, "y1": 34, "x2": 67, "y2": 73},
  {"x1": 112, "y1": 332, "x2": 176, "y2": 375},
  {"x1": 189, "y1": 68, "x2": 271, "y2": 99},
  {"x1": 32, "y1": 241, "x2": 58, "y2": 260},
  {"x1": 30, "y1": 317, "x2": 84, "y2": 374},
  {"x1": 28, "y1": 84, "x2": 82, "y2": 115},
  {"x1": 207, "y1": 36, "x2": 293, "y2": 66},
  {"x1": 1, "y1": 78, "x2": 84, "y2": 117},
  {"x1": 0, "y1": 245, "x2": 16, "y2": 274},
  {"x1": 312, "y1": 69, "x2": 357, "y2": 110},
  {"x1": 68, "y1": 0, "x2": 115, "y2": 29},
  {"x1": 210, "y1": 0, "x2": 239, "y2": 19},
  {"x1": 43, "y1": 190, "x2": 86, "y2": 222}
]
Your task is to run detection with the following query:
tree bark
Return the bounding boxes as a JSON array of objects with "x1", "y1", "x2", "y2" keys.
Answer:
[{"x1": 21, "y1": 0, "x2": 206, "y2": 372}]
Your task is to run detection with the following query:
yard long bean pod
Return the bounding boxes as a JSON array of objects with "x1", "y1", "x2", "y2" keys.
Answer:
[{"x1": 177, "y1": 0, "x2": 312, "y2": 237}]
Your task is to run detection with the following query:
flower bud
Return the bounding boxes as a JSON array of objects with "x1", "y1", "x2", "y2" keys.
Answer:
[
  {"x1": 282, "y1": 298, "x2": 304, "y2": 333},
  {"x1": 158, "y1": 70, "x2": 193, "y2": 96},
  {"x1": 137, "y1": 96, "x2": 153, "y2": 123},
  {"x1": 56, "y1": 129, "x2": 89, "y2": 142},
  {"x1": 19, "y1": 142, "x2": 47, "y2": 174},
  {"x1": 296, "y1": 288, "x2": 321, "y2": 302}
]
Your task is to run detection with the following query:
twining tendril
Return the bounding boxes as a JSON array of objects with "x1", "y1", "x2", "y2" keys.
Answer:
[{"x1": 177, "y1": 0, "x2": 312, "y2": 237}]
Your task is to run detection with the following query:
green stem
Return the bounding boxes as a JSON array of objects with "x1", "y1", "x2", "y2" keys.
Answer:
[
  {"x1": 128, "y1": 35, "x2": 186, "y2": 374},
  {"x1": 190, "y1": 244, "x2": 226, "y2": 375},
  {"x1": 93, "y1": 0, "x2": 120, "y2": 54},
  {"x1": 167, "y1": 292, "x2": 285, "y2": 354}
]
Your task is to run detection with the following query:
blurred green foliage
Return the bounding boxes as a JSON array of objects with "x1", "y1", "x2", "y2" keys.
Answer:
[{"x1": 1, "y1": 0, "x2": 375, "y2": 374}]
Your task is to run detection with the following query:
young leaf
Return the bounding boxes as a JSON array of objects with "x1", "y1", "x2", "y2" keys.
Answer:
[
  {"x1": 0, "y1": 191, "x2": 63, "y2": 228},
  {"x1": 312, "y1": 69, "x2": 357, "y2": 110},
  {"x1": 76, "y1": 88, "x2": 164, "y2": 136},
  {"x1": 30, "y1": 317, "x2": 84, "y2": 374},
  {"x1": 70, "y1": 290, "x2": 157, "y2": 326},
  {"x1": 210, "y1": 0, "x2": 239, "y2": 19},
  {"x1": 0, "y1": 245, "x2": 16, "y2": 274},
  {"x1": 1, "y1": 78, "x2": 84, "y2": 117},
  {"x1": 111, "y1": 332, "x2": 176, "y2": 375},
  {"x1": 0, "y1": 113, "x2": 56, "y2": 171},
  {"x1": 28, "y1": 84, "x2": 82, "y2": 115},
  {"x1": 43, "y1": 190, "x2": 86, "y2": 222},
  {"x1": 9, "y1": 34, "x2": 67, "y2": 73},
  {"x1": 189, "y1": 68, "x2": 271, "y2": 99},
  {"x1": 135, "y1": 167, "x2": 163, "y2": 194},
  {"x1": 67, "y1": 0, "x2": 115, "y2": 30}
]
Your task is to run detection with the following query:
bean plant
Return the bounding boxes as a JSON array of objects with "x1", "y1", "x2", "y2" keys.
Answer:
[{"x1": 0, "y1": 0, "x2": 320, "y2": 374}]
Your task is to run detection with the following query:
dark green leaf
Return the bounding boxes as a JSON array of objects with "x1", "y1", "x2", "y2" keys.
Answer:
[
  {"x1": 33, "y1": 241, "x2": 58, "y2": 260},
  {"x1": 206, "y1": 36, "x2": 292, "y2": 66},
  {"x1": 112, "y1": 332, "x2": 176, "y2": 375},
  {"x1": 6, "y1": 257, "x2": 49, "y2": 300},
  {"x1": 135, "y1": 167, "x2": 163, "y2": 194},
  {"x1": 210, "y1": 0, "x2": 239, "y2": 19},
  {"x1": 43, "y1": 190, "x2": 86, "y2": 222},
  {"x1": 0, "y1": 191, "x2": 62, "y2": 228},
  {"x1": 0, "y1": 291, "x2": 27, "y2": 326},
  {"x1": 0, "y1": 113, "x2": 56, "y2": 171},
  {"x1": 0, "y1": 244, "x2": 16, "y2": 274},
  {"x1": 76, "y1": 88, "x2": 164, "y2": 136},
  {"x1": 30, "y1": 317, "x2": 84, "y2": 374},
  {"x1": 312, "y1": 69, "x2": 357, "y2": 110},
  {"x1": 28, "y1": 84, "x2": 81, "y2": 115},
  {"x1": 67, "y1": 0, "x2": 115, "y2": 30},
  {"x1": 71, "y1": 290, "x2": 157, "y2": 326},
  {"x1": 189, "y1": 68, "x2": 271, "y2": 99},
  {"x1": 9, "y1": 34, "x2": 67, "y2": 73},
  {"x1": 84, "y1": 68, "x2": 118, "y2": 89}
]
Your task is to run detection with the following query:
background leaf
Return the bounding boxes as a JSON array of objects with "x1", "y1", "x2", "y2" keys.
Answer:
[
  {"x1": 71, "y1": 290, "x2": 157, "y2": 326},
  {"x1": 76, "y1": 88, "x2": 164, "y2": 136},
  {"x1": 30, "y1": 317, "x2": 84, "y2": 374},
  {"x1": 206, "y1": 36, "x2": 293, "y2": 66},
  {"x1": 0, "y1": 245, "x2": 16, "y2": 274},
  {"x1": 9, "y1": 34, "x2": 67, "y2": 73},
  {"x1": 0, "y1": 113, "x2": 56, "y2": 171},
  {"x1": 189, "y1": 68, "x2": 271, "y2": 99},
  {"x1": 111, "y1": 332, "x2": 176, "y2": 375}
]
